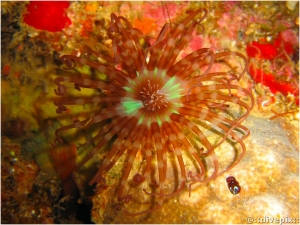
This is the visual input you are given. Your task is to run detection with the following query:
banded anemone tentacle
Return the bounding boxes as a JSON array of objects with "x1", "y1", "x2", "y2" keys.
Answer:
[
  {"x1": 60, "y1": 55, "x2": 130, "y2": 84},
  {"x1": 53, "y1": 8, "x2": 254, "y2": 216}
]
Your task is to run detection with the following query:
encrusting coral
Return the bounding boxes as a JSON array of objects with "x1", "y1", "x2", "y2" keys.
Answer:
[{"x1": 53, "y1": 8, "x2": 253, "y2": 215}]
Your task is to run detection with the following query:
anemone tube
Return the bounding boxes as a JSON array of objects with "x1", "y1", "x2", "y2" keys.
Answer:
[{"x1": 53, "y1": 8, "x2": 254, "y2": 215}]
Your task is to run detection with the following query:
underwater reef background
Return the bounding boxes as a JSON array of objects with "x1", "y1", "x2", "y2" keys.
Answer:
[{"x1": 1, "y1": 1, "x2": 299, "y2": 223}]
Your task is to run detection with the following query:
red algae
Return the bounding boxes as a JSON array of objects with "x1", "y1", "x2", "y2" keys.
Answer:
[
  {"x1": 249, "y1": 66, "x2": 299, "y2": 98},
  {"x1": 246, "y1": 33, "x2": 298, "y2": 105},
  {"x1": 23, "y1": 1, "x2": 71, "y2": 32},
  {"x1": 246, "y1": 41, "x2": 278, "y2": 60},
  {"x1": 246, "y1": 35, "x2": 294, "y2": 60}
]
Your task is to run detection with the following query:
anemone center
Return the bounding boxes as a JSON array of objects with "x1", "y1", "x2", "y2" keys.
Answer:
[{"x1": 140, "y1": 79, "x2": 169, "y2": 111}]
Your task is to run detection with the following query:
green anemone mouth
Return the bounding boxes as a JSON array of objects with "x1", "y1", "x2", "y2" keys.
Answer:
[{"x1": 120, "y1": 68, "x2": 185, "y2": 123}]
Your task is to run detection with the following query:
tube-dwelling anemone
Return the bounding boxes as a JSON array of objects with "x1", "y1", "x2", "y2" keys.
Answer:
[{"x1": 53, "y1": 8, "x2": 254, "y2": 215}]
